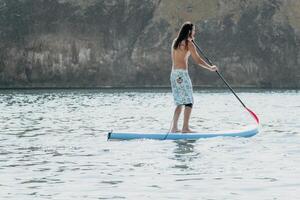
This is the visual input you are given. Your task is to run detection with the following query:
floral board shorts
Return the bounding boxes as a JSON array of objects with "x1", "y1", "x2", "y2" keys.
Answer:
[{"x1": 170, "y1": 69, "x2": 194, "y2": 106}]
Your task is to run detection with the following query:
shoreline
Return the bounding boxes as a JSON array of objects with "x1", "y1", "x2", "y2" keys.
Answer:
[{"x1": 0, "y1": 85, "x2": 299, "y2": 90}]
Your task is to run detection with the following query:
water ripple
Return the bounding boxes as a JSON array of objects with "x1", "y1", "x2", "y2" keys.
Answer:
[{"x1": 0, "y1": 89, "x2": 299, "y2": 199}]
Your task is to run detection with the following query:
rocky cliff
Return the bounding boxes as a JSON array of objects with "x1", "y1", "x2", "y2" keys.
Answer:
[{"x1": 0, "y1": 0, "x2": 299, "y2": 88}]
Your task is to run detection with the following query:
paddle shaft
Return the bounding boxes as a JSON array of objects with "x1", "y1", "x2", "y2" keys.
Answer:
[
  {"x1": 192, "y1": 40, "x2": 259, "y2": 124},
  {"x1": 192, "y1": 40, "x2": 246, "y2": 108}
]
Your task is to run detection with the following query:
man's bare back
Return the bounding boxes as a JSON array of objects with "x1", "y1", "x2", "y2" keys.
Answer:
[{"x1": 171, "y1": 39, "x2": 191, "y2": 70}]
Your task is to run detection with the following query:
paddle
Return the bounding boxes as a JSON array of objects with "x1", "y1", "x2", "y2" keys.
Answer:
[{"x1": 192, "y1": 40, "x2": 260, "y2": 124}]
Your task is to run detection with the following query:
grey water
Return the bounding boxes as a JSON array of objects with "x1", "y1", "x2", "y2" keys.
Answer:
[{"x1": 0, "y1": 88, "x2": 299, "y2": 200}]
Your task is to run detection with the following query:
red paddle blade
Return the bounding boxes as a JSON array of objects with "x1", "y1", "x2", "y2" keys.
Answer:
[{"x1": 246, "y1": 107, "x2": 259, "y2": 124}]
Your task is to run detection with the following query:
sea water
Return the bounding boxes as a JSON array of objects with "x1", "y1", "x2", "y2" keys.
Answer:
[{"x1": 0, "y1": 89, "x2": 299, "y2": 199}]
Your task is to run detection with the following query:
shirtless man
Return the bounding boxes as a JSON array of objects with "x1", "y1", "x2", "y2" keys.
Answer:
[{"x1": 170, "y1": 21, "x2": 218, "y2": 133}]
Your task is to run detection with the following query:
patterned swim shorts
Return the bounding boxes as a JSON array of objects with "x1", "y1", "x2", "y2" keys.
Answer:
[{"x1": 170, "y1": 69, "x2": 194, "y2": 105}]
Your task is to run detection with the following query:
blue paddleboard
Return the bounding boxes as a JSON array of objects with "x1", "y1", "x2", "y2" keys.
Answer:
[{"x1": 107, "y1": 125, "x2": 258, "y2": 140}]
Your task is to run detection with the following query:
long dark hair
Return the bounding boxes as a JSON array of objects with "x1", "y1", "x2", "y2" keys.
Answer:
[{"x1": 173, "y1": 21, "x2": 194, "y2": 50}]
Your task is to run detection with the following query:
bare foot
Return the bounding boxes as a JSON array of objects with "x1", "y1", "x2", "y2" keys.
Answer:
[
  {"x1": 170, "y1": 128, "x2": 181, "y2": 133},
  {"x1": 182, "y1": 128, "x2": 197, "y2": 133}
]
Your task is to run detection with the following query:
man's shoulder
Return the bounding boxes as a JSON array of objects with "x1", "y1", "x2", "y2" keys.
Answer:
[{"x1": 187, "y1": 40, "x2": 195, "y2": 47}]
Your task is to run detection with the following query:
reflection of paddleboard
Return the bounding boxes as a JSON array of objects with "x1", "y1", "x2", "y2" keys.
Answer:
[{"x1": 107, "y1": 125, "x2": 258, "y2": 140}]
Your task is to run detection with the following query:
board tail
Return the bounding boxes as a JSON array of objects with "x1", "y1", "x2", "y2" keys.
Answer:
[{"x1": 107, "y1": 130, "x2": 113, "y2": 140}]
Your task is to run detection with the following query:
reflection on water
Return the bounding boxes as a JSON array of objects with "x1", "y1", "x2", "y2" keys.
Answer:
[
  {"x1": 172, "y1": 140, "x2": 198, "y2": 170},
  {"x1": 0, "y1": 89, "x2": 299, "y2": 199}
]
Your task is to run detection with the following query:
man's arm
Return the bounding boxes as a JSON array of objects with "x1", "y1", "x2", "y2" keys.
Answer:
[{"x1": 188, "y1": 40, "x2": 217, "y2": 71}]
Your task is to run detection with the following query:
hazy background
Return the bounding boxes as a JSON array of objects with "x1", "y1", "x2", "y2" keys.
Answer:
[{"x1": 0, "y1": 0, "x2": 299, "y2": 88}]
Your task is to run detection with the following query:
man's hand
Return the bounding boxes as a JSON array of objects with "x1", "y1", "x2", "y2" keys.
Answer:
[{"x1": 209, "y1": 65, "x2": 218, "y2": 72}]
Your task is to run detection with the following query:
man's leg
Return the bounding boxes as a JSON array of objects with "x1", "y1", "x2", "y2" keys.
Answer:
[
  {"x1": 171, "y1": 105, "x2": 182, "y2": 132},
  {"x1": 182, "y1": 104, "x2": 195, "y2": 133}
]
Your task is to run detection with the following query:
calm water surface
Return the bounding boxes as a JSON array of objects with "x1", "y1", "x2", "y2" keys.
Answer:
[{"x1": 0, "y1": 89, "x2": 299, "y2": 199}]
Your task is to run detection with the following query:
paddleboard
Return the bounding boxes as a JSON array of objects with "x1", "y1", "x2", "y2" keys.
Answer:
[{"x1": 107, "y1": 125, "x2": 258, "y2": 140}]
